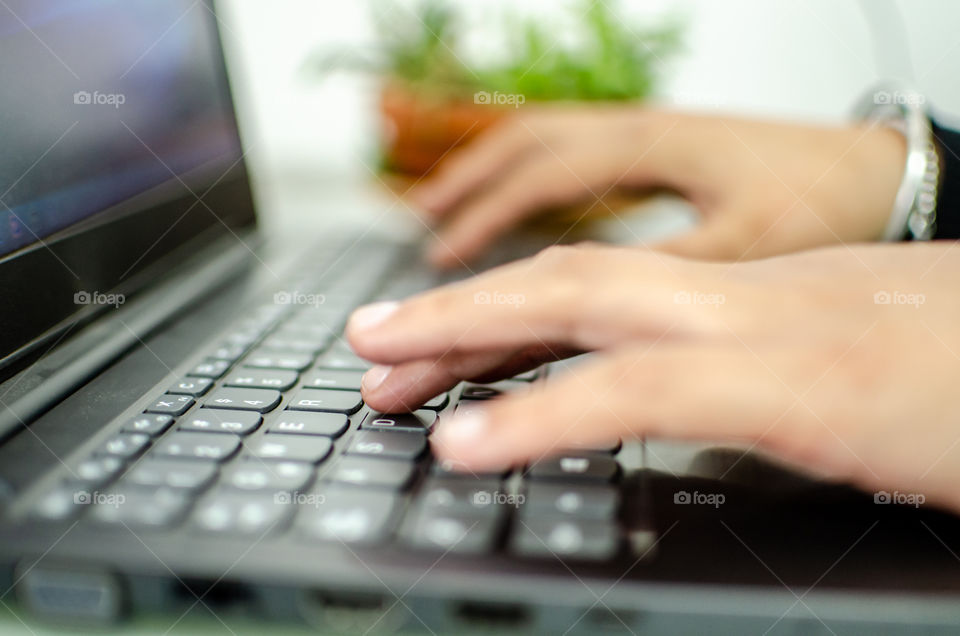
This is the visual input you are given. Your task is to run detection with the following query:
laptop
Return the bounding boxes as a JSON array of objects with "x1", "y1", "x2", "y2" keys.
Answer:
[{"x1": 3, "y1": 2, "x2": 960, "y2": 634}]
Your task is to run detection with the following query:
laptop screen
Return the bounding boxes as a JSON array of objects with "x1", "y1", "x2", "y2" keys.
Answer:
[
  {"x1": 0, "y1": 0, "x2": 256, "y2": 369},
  {"x1": 0, "y1": 0, "x2": 243, "y2": 257}
]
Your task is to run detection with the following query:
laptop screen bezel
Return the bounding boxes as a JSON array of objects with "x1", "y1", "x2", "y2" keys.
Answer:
[{"x1": 0, "y1": 0, "x2": 257, "y2": 375}]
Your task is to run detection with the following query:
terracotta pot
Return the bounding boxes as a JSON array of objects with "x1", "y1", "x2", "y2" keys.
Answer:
[{"x1": 379, "y1": 80, "x2": 507, "y2": 177}]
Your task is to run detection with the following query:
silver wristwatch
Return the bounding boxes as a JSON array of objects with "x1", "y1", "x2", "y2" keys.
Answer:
[{"x1": 853, "y1": 83, "x2": 941, "y2": 241}]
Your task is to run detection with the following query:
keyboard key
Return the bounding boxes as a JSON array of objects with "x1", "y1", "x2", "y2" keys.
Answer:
[
  {"x1": 144, "y1": 394, "x2": 194, "y2": 416},
  {"x1": 206, "y1": 343, "x2": 248, "y2": 363},
  {"x1": 31, "y1": 486, "x2": 84, "y2": 521},
  {"x1": 167, "y1": 377, "x2": 213, "y2": 397},
  {"x1": 297, "y1": 489, "x2": 399, "y2": 544},
  {"x1": 430, "y1": 458, "x2": 511, "y2": 480},
  {"x1": 126, "y1": 458, "x2": 217, "y2": 491},
  {"x1": 347, "y1": 430, "x2": 427, "y2": 460},
  {"x1": 248, "y1": 436, "x2": 332, "y2": 464},
  {"x1": 520, "y1": 483, "x2": 619, "y2": 520},
  {"x1": 90, "y1": 486, "x2": 190, "y2": 528},
  {"x1": 180, "y1": 409, "x2": 262, "y2": 435},
  {"x1": 360, "y1": 411, "x2": 437, "y2": 433},
  {"x1": 188, "y1": 359, "x2": 231, "y2": 379},
  {"x1": 224, "y1": 461, "x2": 313, "y2": 492},
  {"x1": 326, "y1": 457, "x2": 415, "y2": 490},
  {"x1": 421, "y1": 393, "x2": 449, "y2": 411},
  {"x1": 527, "y1": 454, "x2": 619, "y2": 483},
  {"x1": 287, "y1": 389, "x2": 362, "y2": 414},
  {"x1": 204, "y1": 388, "x2": 281, "y2": 413},
  {"x1": 275, "y1": 322, "x2": 336, "y2": 341},
  {"x1": 401, "y1": 510, "x2": 501, "y2": 554},
  {"x1": 511, "y1": 518, "x2": 619, "y2": 561},
  {"x1": 260, "y1": 335, "x2": 329, "y2": 356},
  {"x1": 243, "y1": 350, "x2": 313, "y2": 371},
  {"x1": 121, "y1": 414, "x2": 173, "y2": 436},
  {"x1": 314, "y1": 349, "x2": 371, "y2": 371},
  {"x1": 224, "y1": 369, "x2": 298, "y2": 391},
  {"x1": 513, "y1": 368, "x2": 541, "y2": 382},
  {"x1": 302, "y1": 369, "x2": 363, "y2": 391},
  {"x1": 267, "y1": 412, "x2": 349, "y2": 437},
  {"x1": 460, "y1": 381, "x2": 526, "y2": 400},
  {"x1": 96, "y1": 433, "x2": 150, "y2": 459},
  {"x1": 153, "y1": 432, "x2": 239, "y2": 462},
  {"x1": 419, "y1": 478, "x2": 507, "y2": 516},
  {"x1": 193, "y1": 491, "x2": 293, "y2": 535},
  {"x1": 72, "y1": 456, "x2": 124, "y2": 487}
]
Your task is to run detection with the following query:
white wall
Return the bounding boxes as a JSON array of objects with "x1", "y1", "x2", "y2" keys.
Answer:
[{"x1": 215, "y1": 0, "x2": 960, "y2": 186}]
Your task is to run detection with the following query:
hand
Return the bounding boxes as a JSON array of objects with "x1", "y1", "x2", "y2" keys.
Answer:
[
  {"x1": 410, "y1": 107, "x2": 906, "y2": 268},
  {"x1": 347, "y1": 243, "x2": 960, "y2": 513}
]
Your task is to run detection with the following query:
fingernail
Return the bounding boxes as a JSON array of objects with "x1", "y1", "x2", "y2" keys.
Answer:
[
  {"x1": 348, "y1": 301, "x2": 399, "y2": 333},
  {"x1": 362, "y1": 365, "x2": 392, "y2": 391},
  {"x1": 436, "y1": 412, "x2": 488, "y2": 446}
]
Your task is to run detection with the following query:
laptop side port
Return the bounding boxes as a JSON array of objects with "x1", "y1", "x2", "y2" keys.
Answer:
[
  {"x1": 298, "y1": 588, "x2": 404, "y2": 633},
  {"x1": 453, "y1": 599, "x2": 531, "y2": 629},
  {"x1": 15, "y1": 561, "x2": 124, "y2": 625}
]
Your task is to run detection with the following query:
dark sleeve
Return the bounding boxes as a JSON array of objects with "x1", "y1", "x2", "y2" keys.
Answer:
[{"x1": 932, "y1": 119, "x2": 960, "y2": 240}]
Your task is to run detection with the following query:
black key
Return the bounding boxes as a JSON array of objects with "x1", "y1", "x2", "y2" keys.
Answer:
[
  {"x1": 347, "y1": 430, "x2": 427, "y2": 460},
  {"x1": 326, "y1": 457, "x2": 415, "y2": 490},
  {"x1": 297, "y1": 488, "x2": 399, "y2": 544},
  {"x1": 421, "y1": 393, "x2": 449, "y2": 411},
  {"x1": 224, "y1": 461, "x2": 313, "y2": 492},
  {"x1": 511, "y1": 518, "x2": 619, "y2": 561},
  {"x1": 204, "y1": 388, "x2": 281, "y2": 413},
  {"x1": 260, "y1": 335, "x2": 329, "y2": 356},
  {"x1": 193, "y1": 491, "x2": 293, "y2": 535},
  {"x1": 520, "y1": 483, "x2": 620, "y2": 520},
  {"x1": 206, "y1": 343, "x2": 248, "y2": 363},
  {"x1": 360, "y1": 411, "x2": 437, "y2": 434},
  {"x1": 267, "y1": 412, "x2": 349, "y2": 437},
  {"x1": 96, "y1": 433, "x2": 150, "y2": 459},
  {"x1": 72, "y1": 456, "x2": 124, "y2": 487},
  {"x1": 287, "y1": 389, "x2": 362, "y2": 414},
  {"x1": 314, "y1": 349, "x2": 371, "y2": 371},
  {"x1": 401, "y1": 509, "x2": 500, "y2": 554},
  {"x1": 224, "y1": 369, "x2": 299, "y2": 391},
  {"x1": 248, "y1": 435, "x2": 332, "y2": 464},
  {"x1": 418, "y1": 478, "x2": 508, "y2": 517},
  {"x1": 153, "y1": 432, "x2": 239, "y2": 462},
  {"x1": 144, "y1": 394, "x2": 194, "y2": 416},
  {"x1": 90, "y1": 486, "x2": 190, "y2": 528},
  {"x1": 187, "y1": 358, "x2": 231, "y2": 379},
  {"x1": 302, "y1": 369, "x2": 363, "y2": 391},
  {"x1": 243, "y1": 349, "x2": 313, "y2": 371},
  {"x1": 167, "y1": 377, "x2": 213, "y2": 397},
  {"x1": 527, "y1": 454, "x2": 619, "y2": 483},
  {"x1": 126, "y1": 458, "x2": 218, "y2": 491},
  {"x1": 460, "y1": 381, "x2": 527, "y2": 400},
  {"x1": 121, "y1": 414, "x2": 173, "y2": 437},
  {"x1": 430, "y1": 458, "x2": 510, "y2": 480},
  {"x1": 180, "y1": 408, "x2": 262, "y2": 435}
]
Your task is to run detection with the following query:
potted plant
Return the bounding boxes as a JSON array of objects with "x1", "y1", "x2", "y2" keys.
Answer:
[{"x1": 307, "y1": 0, "x2": 681, "y2": 177}]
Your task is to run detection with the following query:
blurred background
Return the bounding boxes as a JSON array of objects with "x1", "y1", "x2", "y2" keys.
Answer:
[{"x1": 213, "y1": 0, "x2": 960, "y2": 239}]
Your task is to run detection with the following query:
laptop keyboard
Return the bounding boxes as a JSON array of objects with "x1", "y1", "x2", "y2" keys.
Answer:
[{"x1": 25, "y1": 245, "x2": 630, "y2": 563}]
